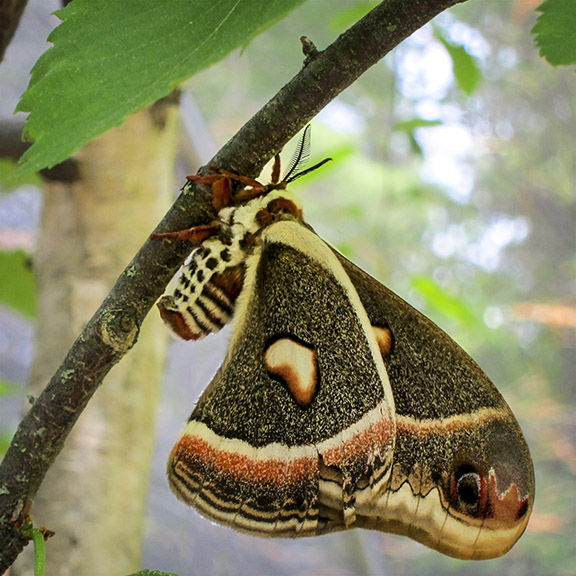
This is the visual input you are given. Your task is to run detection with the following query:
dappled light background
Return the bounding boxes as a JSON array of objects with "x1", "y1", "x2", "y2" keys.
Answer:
[{"x1": 1, "y1": 1, "x2": 574, "y2": 575}]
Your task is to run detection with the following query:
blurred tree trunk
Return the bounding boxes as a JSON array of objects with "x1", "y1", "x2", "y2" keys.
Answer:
[{"x1": 12, "y1": 98, "x2": 180, "y2": 576}]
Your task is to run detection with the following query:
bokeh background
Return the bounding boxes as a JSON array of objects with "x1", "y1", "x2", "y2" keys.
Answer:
[{"x1": 1, "y1": 1, "x2": 574, "y2": 575}]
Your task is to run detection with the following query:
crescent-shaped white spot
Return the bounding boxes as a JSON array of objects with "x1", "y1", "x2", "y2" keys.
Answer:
[{"x1": 265, "y1": 338, "x2": 318, "y2": 407}]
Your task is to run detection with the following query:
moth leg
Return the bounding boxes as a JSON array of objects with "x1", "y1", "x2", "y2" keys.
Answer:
[
  {"x1": 216, "y1": 169, "x2": 269, "y2": 204},
  {"x1": 213, "y1": 168, "x2": 265, "y2": 190},
  {"x1": 270, "y1": 153, "x2": 281, "y2": 185},
  {"x1": 188, "y1": 168, "x2": 269, "y2": 208},
  {"x1": 216, "y1": 152, "x2": 285, "y2": 197},
  {"x1": 187, "y1": 172, "x2": 234, "y2": 211},
  {"x1": 150, "y1": 222, "x2": 220, "y2": 244}
]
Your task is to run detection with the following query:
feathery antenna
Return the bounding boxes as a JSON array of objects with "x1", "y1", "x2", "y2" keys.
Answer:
[
  {"x1": 280, "y1": 125, "x2": 331, "y2": 185},
  {"x1": 281, "y1": 125, "x2": 312, "y2": 183}
]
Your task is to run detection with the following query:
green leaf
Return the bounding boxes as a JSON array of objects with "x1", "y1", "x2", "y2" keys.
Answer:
[
  {"x1": 0, "y1": 250, "x2": 36, "y2": 317},
  {"x1": 436, "y1": 34, "x2": 481, "y2": 96},
  {"x1": 16, "y1": 0, "x2": 307, "y2": 174},
  {"x1": 533, "y1": 0, "x2": 576, "y2": 66},
  {"x1": 411, "y1": 276, "x2": 479, "y2": 327}
]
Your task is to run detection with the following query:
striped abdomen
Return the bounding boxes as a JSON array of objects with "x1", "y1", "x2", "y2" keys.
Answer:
[{"x1": 157, "y1": 239, "x2": 245, "y2": 340}]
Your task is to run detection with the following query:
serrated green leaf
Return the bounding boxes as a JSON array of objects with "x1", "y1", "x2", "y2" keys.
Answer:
[
  {"x1": 16, "y1": 0, "x2": 307, "y2": 174},
  {"x1": 411, "y1": 276, "x2": 479, "y2": 327},
  {"x1": 0, "y1": 250, "x2": 36, "y2": 317},
  {"x1": 437, "y1": 34, "x2": 481, "y2": 96},
  {"x1": 533, "y1": 0, "x2": 576, "y2": 67}
]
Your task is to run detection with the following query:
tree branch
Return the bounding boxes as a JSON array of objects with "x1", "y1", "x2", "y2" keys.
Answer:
[
  {"x1": 0, "y1": 0, "x2": 28, "y2": 62},
  {"x1": 0, "y1": 0, "x2": 467, "y2": 569}
]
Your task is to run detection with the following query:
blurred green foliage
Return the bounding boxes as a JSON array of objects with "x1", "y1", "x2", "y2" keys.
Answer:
[
  {"x1": 0, "y1": 380, "x2": 18, "y2": 396},
  {"x1": 0, "y1": 250, "x2": 36, "y2": 317},
  {"x1": 0, "y1": 159, "x2": 41, "y2": 191},
  {"x1": 436, "y1": 31, "x2": 482, "y2": 95},
  {"x1": 0, "y1": 380, "x2": 18, "y2": 457}
]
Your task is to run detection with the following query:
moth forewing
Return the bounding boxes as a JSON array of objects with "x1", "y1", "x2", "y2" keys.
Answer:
[{"x1": 168, "y1": 218, "x2": 397, "y2": 537}]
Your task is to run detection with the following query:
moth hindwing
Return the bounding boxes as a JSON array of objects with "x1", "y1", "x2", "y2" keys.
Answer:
[{"x1": 156, "y1": 132, "x2": 534, "y2": 560}]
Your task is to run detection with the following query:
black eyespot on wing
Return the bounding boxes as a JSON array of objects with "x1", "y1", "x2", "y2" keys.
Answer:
[
  {"x1": 457, "y1": 469, "x2": 481, "y2": 506},
  {"x1": 450, "y1": 463, "x2": 485, "y2": 517}
]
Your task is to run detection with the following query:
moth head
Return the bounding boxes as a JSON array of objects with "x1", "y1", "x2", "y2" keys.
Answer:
[
  {"x1": 228, "y1": 125, "x2": 331, "y2": 209},
  {"x1": 255, "y1": 196, "x2": 303, "y2": 228}
]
